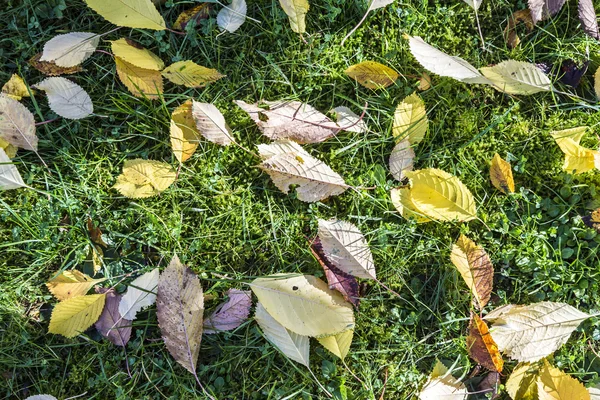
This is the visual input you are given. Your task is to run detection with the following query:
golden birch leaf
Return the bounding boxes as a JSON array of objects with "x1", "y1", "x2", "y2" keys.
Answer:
[
  {"x1": 405, "y1": 168, "x2": 477, "y2": 222},
  {"x1": 114, "y1": 57, "x2": 163, "y2": 99},
  {"x1": 250, "y1": 273, "x2": 355, "y2": 337},
  {"x1": 0, "y1": 94, "x2": 38, "y2": 151},
  {"x1": 156, "y1": 255, "x2": 204, "y2": 374},
  {"x1": 191, "y1": 101, "x2": 235, "y2": 146},
  {"x1": 389, "y1": 139, "x2": 414, "y2": 181},
  {"x1": 40, "y1": 32, "x2": 99, "y2": 68},
  {"x1": 345, "y1": 61, "x2": 399, "y2": 89},
  {"x1": 551, "y1": 127, "x2": 600, "y2": 174},
  {"x1": 0, "y1": 147, "x2": 26, "y2": 190},
  {"x1": 2, "y1": 74, "x2": 30, "y2": 101},
  {"x1": 419, "y1": 360, "x2": 469, "y2": 400},
  {"x1": 317, "y1": 219, "x2": 376, "y2": 279},
  {"x1": 490, "y1": 153, "x2": 515, "y2": 193},
  {"x1": 113, "y1": 159, "x2": 176, "y2": 198},
  {"x1": 390, "y1": 187, "x2": 431, "y2": 223},
  {"x1": 278, "y1": 0, "x2": 309, "y2": 33},
  {"x1": 173, "y1": 3, "x2": 211, "y2": 30},
  {"x1": 255, "y1": 302, "x2": 310, "y2": 367},
  {"x1": 162, "y1": 61, "x2": 225, "y2": 88},
  {"x1": 170, "y1": 100, "x2": 201, "y2": 162},
  {"x1": 537, "y1": 359, "x2": 590, "y2": 400},
  {"x1": 35, "y1": 77, "x2": 94, "y2": 120},
  {"x1": 506, "y1": 362, "x2": 540, "y2": 400},
  {"x1": 450, "y1": 234, "x2": 493, "y2": 310},
  {"x1": 110, "y1": 38, "x2": 164, "y2": 71},
  {"x1": 480, "y1": 60, "x2": 552, "y2": 95},
  {"x1": 83, "y1": 0, "x2": 166, "y2": 30},
  {"x1": 467, "y1": 314, "x2": 503, "y2": 372},
  {"x1": 317, "y1": 329, "x2": 353, "y2": 360},
  {"x1": 485, "y1": 302, "x2": 591, "y2": 362},
  {"x1": 46, "y1": 270, "x2": 107, "y2": 301},
  {"x1": 259, "y1": 141, "x2": 349, "y2": 202},
  {"x1": 393, "y1": 92, "x2": 428, "y2": 144},
  {"x1": 48, "y1": 293, "x2": 106, "y2": 338}
]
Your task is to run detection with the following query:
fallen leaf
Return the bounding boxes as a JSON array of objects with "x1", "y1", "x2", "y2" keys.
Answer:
[
  {"x1": 35, "y1": 77, "x2": 93, "y2": 120},
  {"x1": 418, "y1": 360, "x2": 468, "y2": 400},
  {"x1": 94, "y1": 288, "x2": 132, "y2": 347},
  {"x1": 345, "y1": 61, "x2": 399, "y2": 89},
  {"x1": 113, "y1": 159, "x2": 176, "y2": 198},
  {"x1": 83, "y1": 0, "x2": 166, "y2": 30},
  {"x1": 485, "y1": 301, "x2": 591, "y2": 362},
  {"x1": 87, "y1": 217, "x2": 108, "y2": 248},
  {"x1": 317, "y1": 218, "x2": 376, "y2": 280},
  {"x1": 0, "y1": 95, "x2": 38, "y2": 150},
  {"x1": 217, "y1": 0, "x2": 247, "y2": 33},
  {"x1": 405, "y1": 35, "x2": 490, "y2": 84},
  {"x1": 506, "y1": 362, "x2": 540, "y2": 400},
  {"x1": 250, "y1": 273, "x2": 355, "y2": 337},
  {"x1": 235, "y1": 100, "x2": 339, "y2": 144},
  {"x1": 2, "y1": 74, "x2": 30, "y2": 100},
  {"x1": 418, "y1": 71, "x2": 432, "y2": 91},
  {"x1": 258, "y1": 140, "x2": 349, "y2": 202},
  {"x1": 450, "y1": 234, "x2": 493, "y2": 309},
  {"x1": 480, "y1": 60, "x2": 552, "y2": 95},
  {"x1": 467, "y1": 314, "x2": 503, "y2": 372},
  {"x1": 317, "y1": 329, "x2": 353, "y2": 360},
  {"x1": 156, "y1": 255, "x2": 204, "y2": 374},
  {"x1": 110, "y1": 38, "x2": 164, "y2": 71},
  {"x1": 278, "y1": 0, "x2": 309, "y2": 33},
  {"x1": 24, "y1": 395, "x2": 58, "y2": 400},
  {"x1": 46, "y1": 270, "x2": 106, "y2": 301},
  {"x1": 0, "y1": 138, "x2": 17, "y2": 158},
  {"x1": 0, "y1": 147, "x2": 26, "y2": 190},
  {"x1": 257, "y1": 139, "x2": 307, "y2": 159},
  {"x1": 29, "y1": 53, "x2": 84, "y2": 76},
  {"x1": 462, "y1": 0, "x2": 482, "y2": 10},
  {"x1": 41, "y1": 32, "x2": 100, "y2": 68},
  {"x1": 311, "y1": 237, "x2": 360, "y2": 308},
  {"x1": 490, "y1": 153, "x2": 515, "y2": 193},
  {"x1": 118, "y1": 268, "x2": 159, "y2": 320},
  {"x1": 173, "y1": 3, "x2": 211, "y2": 30},
  {"x1": 551, "y1": 127, "x2": 600, "y2": 174},
  {"x1": 405, "y1": 168, "x2": 478, "y2": 222},
  {"x1": 537, "y1": 359, "x2": 590, "y2": 400},
  {"x1": 504, "y1": 9, "x2": 534, "y2": 48},
  {"x1": 582, "y1": 208, "x2": 600, "y2": 233},
  {"x1": 191, "y1": 101, "x2": 235, "y2": 146},
  {"x1": 476, "y1": 372, "x2": 500, "y2": 399},
  {"x1": 390, "y1": 187, "x2": 432, "y2": 223},
  {"x1": 528, "y1": 0, "x2": 567, "y2": 24},
  {"x1": 331, "y1": 106, "x2": 368, "y2": 133},
  {"x1": 255, "y1": 302, "x2": 310, "y2": 366},
  {"x1": 170, "y1": 100, "x2": 201, "y2": 162},
  {"x1": 203, "y1": 289, "x2": 252, "y2": 334},
  {"x1": 393, "y1": 93, "x2": 428, "y2": 144},
  {"x1": 389, "y1": 139, "x2": 415, "y2": 181},
  {"x1": 48, "y1": 293, "x2": 106, "y2": 338},
  {"x1": 162, "y1": 61, "x2": 225, "y2": 88},
  {"x1": 589, "y1": 386, "x2": 600, "y2": 399},
  {"x1": 115, "y1": 56, "x2": 163, "y2": 99},
  {"x1": 557, "y1": 60, "x2": 589, "y2": 88}
]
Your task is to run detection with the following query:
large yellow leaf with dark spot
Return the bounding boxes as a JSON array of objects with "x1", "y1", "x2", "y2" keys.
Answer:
[
  {"x1": 83, "y1": 0, "x2": 165, "y2": 30},
  {"x1": 48, "y1": 294, "x2": 106, "y2": 338},
  {"x1": 490, "y1": 153, "x2": 515, "y2": 193},
  {"x1": 345, "y1": 61, "x2": 398, "y2": 89}
]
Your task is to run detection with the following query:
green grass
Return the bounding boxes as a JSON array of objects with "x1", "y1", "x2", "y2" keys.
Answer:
[{"x1": 2, "y1": 0, "x2": 600, "y2": 398}]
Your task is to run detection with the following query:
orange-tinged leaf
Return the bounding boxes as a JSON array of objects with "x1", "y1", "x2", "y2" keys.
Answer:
[
  {"x1": 345, "y1": 61, "x2": 399, "y2": 89},
  {"x1": 114, "y1": 57, "x2": 163, "y2": 99},
  {"x1": 87, "y1": 217, "x2": 107, "y2": 248},
  {"x1": 450, "y1": 234, "x2": 493, "y2": 310},
  {"x1": 29, "y1": 53, "x2": 83, "y2": 76},
  {"x1": 467, "y1": 314, "x2": 503, "y2": 372},
  {"x1": 46, "y1": 270, "x2": 107, "y2": 301},
  {"x1": 490, "y1": 153, "x2": 515, "y2": 194},
  {"x1": 48, "y1": 293, "x2": 106, "y2": 338}
]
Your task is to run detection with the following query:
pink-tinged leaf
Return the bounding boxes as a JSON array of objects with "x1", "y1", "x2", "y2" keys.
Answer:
[
  {"x1": 528, "y1": 0, "x2": 567, "y2": 24},
  {"x1": 203, "y1": 289, "x2": 252, "y2": 334},
  {"x1": 310, "y1": 238, "x2": 360, "y2": 308},
  {"x1": 578, "y1": 0, "x2": 599, "y2": 39},
  {"x1": 94, "y1": 287, "x2": 132, "y2": 347}
]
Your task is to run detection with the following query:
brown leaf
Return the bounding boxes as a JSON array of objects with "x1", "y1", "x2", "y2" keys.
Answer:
[
  {"x1": 87, "y1": 217, "x2": 108, "y2": 248},
  {"x1": 450, "y1": 235, "x2": 494, "y2": 310},
  {"x1": 29, "y1": 53, "x2": 83, "y2": 76},
  {"x1": 418, "y1": 71, "x2": 432, "y2": 91},
  {"x1": 476, "y1": 372, "x2": 501, "y2": 399},
  {"x1": 173, "y1": 3, "x2": 211, "y2": 30},
  {"x1": 578, "y1": 0, "x2": 599, "y2": 40},
  {"x1": 583, "y1": 208, "x2": 600, "y2": 233},
  {"x1": 504, "y1": 9, "x2": 534, "y2": 48},
  {"x1": 467, "y1": 314, "x2": 504, "y2": 372},
  {"x1": 156, "y1": 255, "x2": 204, "y2": 374},
  {"x1": 94, "y1": 288, "x2": 132, "y2": 347},
  {"x1": 528, "y1": 0, "x2": 567, "y2": 24},
  {"x1": 310, "y1": 237, "x2": 360, "y2": 308}
]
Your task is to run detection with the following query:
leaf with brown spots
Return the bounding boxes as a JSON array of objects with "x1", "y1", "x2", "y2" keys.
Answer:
[
  {"x1": 29, "y1": 53, "x2": 84, "y2": 76},
  {"x1": 583, "y1": 208, "x2": 600, "y2": 233},
  {"x1": 450, "y1": 235, "x2": 493, "y2": 310},
  {"x1": 467, "y1": 314, "x2": 503, "y2": 372}
]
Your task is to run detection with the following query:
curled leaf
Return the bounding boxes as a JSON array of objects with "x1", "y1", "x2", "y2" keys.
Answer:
[
  {"x1": 29, "y1": 53, "x2": 84, "y2": 76},
  {"x1": 504, "y1": 9, "x2": 534, "y2": 49},
  {"x1": 173, "y1": 3, "x2": 211, "y2": 30}
]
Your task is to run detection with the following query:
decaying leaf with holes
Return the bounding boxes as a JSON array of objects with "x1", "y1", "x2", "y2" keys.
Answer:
[
  {"x1": 113, "y1": 159, "x2": 176, "y2": 198},
  {"x1": 450, "y1": 234, "x2": 493, "y2": 310},
  {"x1": 490, "y1": 153, "x2": 515, "y2": 193},
  {"x1": 46, "y1": 270, "x2": 107, "y2": 301},
  {"x1": 467, "y1": 314, "x2": 503, "y2": 372},
  {"x1": 345, "y1": 61, "x2": 399, "y2": 89}
]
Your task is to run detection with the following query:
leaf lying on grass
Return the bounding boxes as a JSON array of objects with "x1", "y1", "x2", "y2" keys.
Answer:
[
  {"x1": 83, "y1": 0, "x2": 166, "y2": 30},
  {"x1": 46, "y1": 270, "x2": 107, "y2": 301},
  {"x1": 2, "y1": 74, "x2": 30, "y2": 100},
  {"x1": 467, "y1": 314, "x2": 503, "y2": 372},
  {"x1": 162, "y1": 61, "x2": 225, "y2": 88},
  {"x1": 111, "y1": 38, "x2": 164, "y2": 71},
  {"x1": 203, "y1": 289, "x2": 252, "y2": 334},
  {"x1": 95, "y1": 288, "x2": 132, "y2": 347},
  {"x1": 41, "y1": 32, "x2": 99, "y2": 68},
  {"x1": 217, "y1": 0, "x2": 247, "y2": 33},
  {"x1": 551, "y1": 127, "x2": 600, "y2": 174},
  {"x1": 345, "y1": 61, "x2": 399, "y2": 89},
  {"x1": 0, "y1": 147, "x2": 26, "y2": 190},
  {"x1": 118, "y1": 268, "x2": 159, "y2": 320},
  {"x1": 0, "y1": 94, "x2": 38, "y2": 151},
  {"x1": 113, "y1": 159, "x2": 176, "y2": 198},
  {"x1": 191, "y1": 101, "x2": 235, "y2": 146},
  {"x1": 418, "y1": 360, "x2": 468, "y2": 400},
  {"x1": 35, "y1": 77, "x2": 94, "y2": 120},
  {"x1": 278, "y1": 0, "x2": 309, "y2": 33},
  {"x1": 48, "y1": 293, "x2": 106, "y2": 338},
  {"x1": 450, "y1": 234, "x2": 493, "y2": 310},
  {"x1": 490, "y1": 153, "x2": 515, "y2": 193},
  {"x1": 170, "y1": 100, "x2": 201, "y2": 162}
]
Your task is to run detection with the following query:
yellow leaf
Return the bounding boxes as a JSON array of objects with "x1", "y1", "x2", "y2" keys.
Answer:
[
  {"x1": 317, "y1": 329, "x2": 353, "y2": 360},
  {"x1": 278, "y1": 0, "x2": 309, "y2": 33},
  {"x1": 450, "y1": 235, "x2": 493, "y2": 310},
  {"x1": 110, "y1": 38, "x2": 164, "y2": 71},
  {"x1": 536, "y1": 359, "x2": 590, "y2": 400},
  {"x1": 173, "y1": 3, "x2": 211, "y2": 30},
  {"x1": 390, "y1": 187, "x2": 432, "y2": 223},
  {"x1": 490, "y1": 153, "x2": 515, "y2": 193},
  {"x1": 48, "y1": 294, "x2": 107, "y2": 338},
  {"x1": 114, "y1": 56, "x2": 163, "y2": 99},
  {"x1": 345, "y1": 61, "x2": 399, "y2": 89},
  {"x1": 0, "y1": 138, "x2": 18, "y2": 159},
  {"x1": 83, "y1": 0, "x2": 166, "y2": 30},
  {"x1": 170, "y1": 100, "x2": 201, "y2": 162},
  {"x1": 393, "y1": 93, "x2": 428, "y2": 144},
  {"x1": 405, "y1": 168, "x2": 477, "y2": 222},
  {"x1": 479, "y1": 60, "x2": 552, "y2": 95},
  {"x1": 551, "y1": 127, "x2": 600, "y2": 174},
  {"x1": 162, "y1": 61, "x2": 225, "y2": 88},
  {"x1": 506, "y1": 362, "x2": 540, "y2": 400},
  {"x1": 46, "y1": 270, "x2": 106, "y2": 301},
  {"x1": 113, "y1": 159, "x2": 176, "y2": 198},
  {"x1": 2, "y1": 74, "x2": 30, "y2": 101}
]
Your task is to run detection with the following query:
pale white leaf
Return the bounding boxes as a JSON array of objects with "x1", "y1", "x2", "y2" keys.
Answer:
[
  {"x1": 35, "y1": 77, "x2": 93, "y2": 120},
  {"x1": 257, "y1": 139, "x2": 308, "y2": 160},
  {"x1": 0, "y1": 94, "x2": 38, "y2": 151},
  {"x1": 589, "y1": 386, "x2": 600, "y2": 399},
  {"x1": 191, "y1": 101, "x2": 235, "y2": 146},
  {"x1": 25, "y1": 396, "x2": 58, "y2": 400},
  {"x1": 419, "y1": 360, "x2": 468, "y2": 400},
  {"x1": 331, "y1": 106, "x2": 368, "y2": 133},
  {"x1": 217, "y1": 0, "x2": 247, "y2": 33},
  {"x1": 369, "y1": 0, "x2": 394, "y2": 11},
  {"x1": 462, "y1": 0, "x2": 483, "y2": 11},
  {"x1": 118, "y1": 268, "x2": 159, "y2": 320},
  {"x1": 40, "y1": 32, "x2": 100, "y2": 68},
  {"x1": 480, "y1": 60, "x2": 552, "y2": 95},
  {"x1": 389, "y1": 139, "x2": 414, "y2": 181},
  {"x1": 0, "y1": 147, "x2": 26, "y2": 190}
]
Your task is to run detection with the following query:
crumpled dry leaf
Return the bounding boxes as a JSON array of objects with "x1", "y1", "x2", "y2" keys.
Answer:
[
  {"x1": 29, "y1": 53, "x2": 84, "y2": 76},
  {"x1": 94, "y1": 287, "x2": 132, "y2": 347},
  {"x1": 203, "y1": 289, "x2": 252, "y2": 334},
  {"x1": 504, "y1": 9, "x2": 534, "y2": 49},
  {"x1": 582, "y1": 208, "x2": 600, "y2": 233}
]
